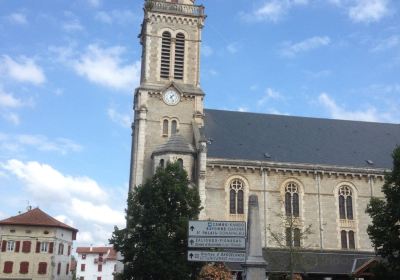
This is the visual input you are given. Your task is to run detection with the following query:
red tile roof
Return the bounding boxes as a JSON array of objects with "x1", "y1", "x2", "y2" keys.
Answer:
[
  {"x1": 76, "y1": 247, "x2": 118, "y2": 260},
  {"x1": 0, "y1": 208, "x2": 78, "y2": 234}
]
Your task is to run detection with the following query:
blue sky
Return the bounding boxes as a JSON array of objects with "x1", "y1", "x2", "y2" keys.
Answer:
[{"x1": 0, "y1": 0, "x2": 399, "y2": 247}]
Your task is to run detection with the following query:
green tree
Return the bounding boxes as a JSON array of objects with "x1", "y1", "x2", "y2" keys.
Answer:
[
  {"x1": 366, "y1": 146, "x2": 400, "y2": 278},
  {"x1": 110, "y1": 162, "x2": 202, "y2": 280}
]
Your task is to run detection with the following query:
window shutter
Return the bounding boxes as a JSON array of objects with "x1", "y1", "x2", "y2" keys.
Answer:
[
  {"x1": 174, "y1": 33, "x2": 185, "y2": 80},
  {"x1": 38, "y1": 262, "x2": 47, "y2": 274},
  {"x1": 3, "y1": 261, "x2": 13, "y2": 273},
  {"x1": 36, "y1": 241, "x2": 41, "y2": 253},
  {"x1": 57, "y1": 263, "x2": 61, "y2": 275},
  {"x1": 1, "y1": 240, "x2": 6, "y2": 252},
  {"x1": 49, "y1": 242, "x2": 54, "y2": 253},
  {"x1": 160, "y1": 31, "x2": 171, "y2": 79},
  {"x1": 20, "y1": 262, "x2": 29, "y2": 274},
  {"x1": 66, "y1": 263, "x2": 70, "y2": 275},
  {"x1": 15, "y1": 241, "x2": 20, "y2": 252},
  {"x1": 22, "y1": 241, "x2": 31, "y2": 253},
  {"x1": 68, "y1": 245, "x2": 71, "y2": 256}
]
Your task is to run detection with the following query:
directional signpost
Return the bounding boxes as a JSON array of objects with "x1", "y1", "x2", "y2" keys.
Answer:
[{"x1": 187, "y1": 221, "x2": 246, "y2": 263}]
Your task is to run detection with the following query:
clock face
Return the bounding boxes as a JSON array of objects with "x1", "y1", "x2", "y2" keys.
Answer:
[{"x1": 163, "y1": 89, "x2": 180, "y2": 105}]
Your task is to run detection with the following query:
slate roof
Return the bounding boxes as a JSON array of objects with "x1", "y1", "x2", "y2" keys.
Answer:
[
  {"x1": 0, "y1": 208, "x2": 78, "y2": 233},
  {"x1": 76, "y1": 247, "x2": 118, "y2": 260},
  {"x1": 204, "y1": 109, "x2": 400, "y2": 169},
  {"x1": 226, "y1": 248, "x2": 375, "y2": 275},
  {"x1": 152, "y1": 133, "x2": 195, "y2": 156}
]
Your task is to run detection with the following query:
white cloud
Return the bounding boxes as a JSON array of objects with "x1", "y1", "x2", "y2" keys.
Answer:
[
  {"x1": 107, "y1": 108, "x2": 131, "y2": 128},
  {"x1": 348, "y1": 0, "x2": 390, "y2": 23},
  {"x1": 77, "y1": 231, "x2": 95, "y2": 244},
  {"x1": 0, "y1": 56, "x2": 46, "y2": 85},
  {"x1": 318, "y1": 92, "x2": 387, "y2": 122},
  {"x1": 71, "y1": 199, "x2": 125, "y2": 226},
  {"x1": 226, "y1": 43, "x2": 239, "y2": 54},
  {"x1": 0, "y1": 133, "x2": 82, "y2": 155},
  {"x1": 63, "y1": 19, "x2": 84, "y2": 32},
  {"x1": 88, "y1": 0, "x2": 101, "y2": 8},
  {"x1": 7, "y1": 13, "x2": 27, "y2": 25},
  {"x1": 281, "y1": 36, "x2": 331, "y2": 57},
  {"x1": 258, "y1": 88, "x2": 284, "y2": 106},
  {"x1": 371, "y1": 35, "x2": 400, "y2": 52},
  {"x1": 1, "y1": 112, "x2": 20, "y2": 125},
  {"x1": 202, "y1": 45, "x2": 214, "y2": 57},
  {"x1": 55, "y1": 215, "x2": 75, "y2": 227},
  {"x1": 95, "y1": 10, "x2": 136, "y2": 25},
  {"x1": 72, "y1": 45, "x2": 140, "y2": 91},
  {"x1": 238, "y1": 106, "x2": 248, "y2": 112},
  {"x1": 247, "y1": 0, "x2": 309, "y2": 22},
  {"x1": 2, "y1": 160, "x2": 106, "y2": 203},
  {"x1": 0, "y1": 90, "x2": 24, "y2": 108}
]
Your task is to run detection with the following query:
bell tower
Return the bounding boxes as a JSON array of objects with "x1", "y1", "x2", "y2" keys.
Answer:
[{"x1": 129, "y1": 0, "x2": 206, "y2": 189}]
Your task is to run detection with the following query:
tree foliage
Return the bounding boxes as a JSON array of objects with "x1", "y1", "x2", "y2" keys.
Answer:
[
  {"x1": 110, "y1": 162, "x2": 202, "y2": 280},
  {"x1": 366, "y1": 146, "x2": 400, "y2": 277}
]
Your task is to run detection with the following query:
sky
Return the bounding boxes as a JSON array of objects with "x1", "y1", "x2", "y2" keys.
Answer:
[{"x1": 0, "y1": 0, "x2": 399, "y2": 249}]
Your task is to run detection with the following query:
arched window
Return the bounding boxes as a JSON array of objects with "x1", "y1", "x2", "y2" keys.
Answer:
[
  {"x1": 286, "y1": 228, "x2": 301, "y2": 247},
  {"x1": 174, "y1": 33, "x2": 185, "y2": 80},
  {"x1": 160, "y1": 31, "x2": 171, "y2": 79},
  {"x1": 177, "y1": 158, "x2": 183, "y2": 170},
  {"x1": 229, "y1": 179, "x2": 244, "y2": 214},
  {"x1": 285, "y1": 182, "x2": 299, "y2": 217},
  {"x1": 338, "y1": 186, "x2": 353, "y2": 220},
  {"x1": 341, "y1": 230, "x2": 347, "y2": 249},
  {"x1": 162, "y1": 119, "x2": 169, "y2": 136},
  {"x1": 348, "y1": 231, "x2": 355, "y2": 249},
  {"x1": 171, "y1": 120, "x2": 177, "y2": 135}
]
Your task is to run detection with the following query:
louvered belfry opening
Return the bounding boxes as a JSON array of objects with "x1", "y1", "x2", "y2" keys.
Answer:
[
  {"x1": 174, "y1": 33, "x2": 185, "y2": 80},
  {"x1": 160, "y1": 31, "x2": 171, "y2": 79}
]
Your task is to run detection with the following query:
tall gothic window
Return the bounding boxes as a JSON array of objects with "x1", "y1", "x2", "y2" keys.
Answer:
[
  {"x1": 160, "y1": 31, "x2": 171, "y2": 79},
  {"x1": 174, "y1": 33, "x2": 185, "y2": 80},
  {"x1": 286, "y1": 228, "x2": 301, "y2": 247},
  {"x1": 285, "y1": 182, "x2": 299, "y2": 217},
  {"x1": 229, "y1": 179, "x2": 244, "y2": 214},
  {"x1": 338, "y1": 186, "x2": 353, "y2": 220},
  {"x1": 341, "y1": 230, "x2": 356, "y2": 249}
]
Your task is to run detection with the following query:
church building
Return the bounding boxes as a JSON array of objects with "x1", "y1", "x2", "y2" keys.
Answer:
[{"x1": 129, "y1": 0, "x2": 400, "y2": 278}]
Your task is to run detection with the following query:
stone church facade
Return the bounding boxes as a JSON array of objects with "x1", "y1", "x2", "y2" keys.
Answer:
[{"x1": 129, "y1": 0, "x2": 400, "y2": 277}]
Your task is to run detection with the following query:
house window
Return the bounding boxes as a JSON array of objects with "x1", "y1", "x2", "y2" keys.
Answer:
[
  {"x1": 19, "y1": 262, "x2": 29, "y2": 274},
  {"x1": 285, "y1": 182, "x2": 300, "y2": 217},
  {"x1": 174, "y1": 33, "x2": 185, "y2": 80},
  {"x1": 229, "y1": 179, "x2": 244, "y2": 214},
  {"x1": 97, "y1": 277, "x2": 102, "y2": 280},
  {"x1": 81, "y1": 264, "x2": 86, "y2": 272},
  {"x1": 341, "y1": 230, "x2": 356, "y2": 249},
  {"x1": 159, "y1": 159, "x2": 165, "y2": 168},
  {"x1": 160, "y1": 31, "x2": 171, "y2": 79},
  {"x1": 82, "y1": 254, "x2": 86, "y2": 260},
  {"x1": 7, "y1": 241, "x2": 15, "y2": 252},
  {"x1": 40, "y1": 242, "x2": 49, "y2": 253},
  {"x1": 66, "y1": 263, "x2": 70, "y2": 275},
  {"x1": 58, "y1": 243, "x2": 64, "y2": 255},
  {"x1": 57, "y1": 263, "x2": 61, "y2": 275},
  {"x1": 98, "y1": 264, "x2": 102, "y2": 272},
  {"x1": 38, "y1": 262, "x2": 47, "y2": 274},
  {"x1": 286, "y1": 228, "x2": 301, "y2": 247},
  {"x1": 3, "y1": 261, "x2": 13, "y2": 274},
  {"x1": 338, "y1": 186, "x2": 353, "y2": 220},
  {"x1": 80, "y1": 277, "x2": 84, "y2": 280}
]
